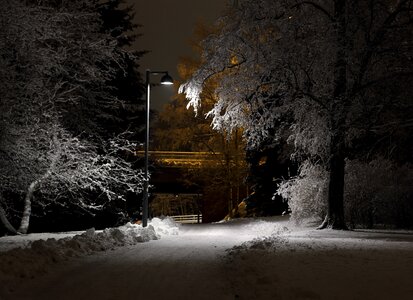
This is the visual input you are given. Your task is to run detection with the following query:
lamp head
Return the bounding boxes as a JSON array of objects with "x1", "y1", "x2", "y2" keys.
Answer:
[{"x1": 160, "y1": 73, "x2": 174, "y2": 85}]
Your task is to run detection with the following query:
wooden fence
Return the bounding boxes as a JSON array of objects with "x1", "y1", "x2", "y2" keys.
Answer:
[{"x1": 170, "y1": 214, "x2": 202, "y2": 224}]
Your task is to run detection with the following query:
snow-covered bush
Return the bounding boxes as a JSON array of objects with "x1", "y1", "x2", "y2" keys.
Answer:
[
  {"x1": 345, "y1": 158, "x2": 413, "y2": 228},
  {"x1": 278, "y1": 158, "x2": 413, "y2": 228},
  {"x1": 277, "y1": 160, "x2": 328, "y2": 225}
]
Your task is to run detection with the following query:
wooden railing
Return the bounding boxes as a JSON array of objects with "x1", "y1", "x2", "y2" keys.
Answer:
[{"x1": 170, "y1": 214, "x2": 202, "y2": 224}]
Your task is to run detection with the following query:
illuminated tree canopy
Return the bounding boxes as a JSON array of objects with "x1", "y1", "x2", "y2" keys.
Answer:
[{"x1": 180, "y1": 0, "x2": 413, "y2": 228}]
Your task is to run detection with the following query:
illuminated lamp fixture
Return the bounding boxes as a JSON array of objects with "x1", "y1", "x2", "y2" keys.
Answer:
[{"x1": 160, "y1": 73, "x2": 174, "y2": 85}]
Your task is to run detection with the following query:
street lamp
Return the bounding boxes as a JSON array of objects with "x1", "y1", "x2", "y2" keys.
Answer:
[{"x1": 142, "y1": 70, "x2": 174, "y2": 227}]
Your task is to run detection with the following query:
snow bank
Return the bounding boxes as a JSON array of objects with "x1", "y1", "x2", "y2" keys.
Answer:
[
  {"x1": 224, "y1": 224, "x2": 413, "y2": 300},
  {"x1": 0, "y1": 218, "x2": 178, "y2": 295},
  {"x1": 149, "y1": 217, "x2": 180, "y2": 237}
]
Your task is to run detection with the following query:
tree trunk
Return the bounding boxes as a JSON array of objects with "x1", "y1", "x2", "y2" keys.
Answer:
[
  {"x1": 0, "y1": 204, "x2": 18, "y2": 235},
  {"x1": 17, "y1": 134, "x2": 60, "y2": 234},
  {"x1": 319, "y1": 133, "x2": 347, "y2": 229},
  {"x1": 319, "y1": 0, "x2": 348, "y2": 230},
  {"x1": 17, "y1": 179, "x2": 40, "y2": 234}
]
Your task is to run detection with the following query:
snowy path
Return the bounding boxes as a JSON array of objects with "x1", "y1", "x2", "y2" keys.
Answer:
[
  {"x1": 6, "y1": 222, "x2": 261, "y2": 300},
  {"x1": 2, "y1": 217, "x2": 413, "y2": 300},
  {"x1": 12, "y1": 237, "x2": 231, "y2": 299}
]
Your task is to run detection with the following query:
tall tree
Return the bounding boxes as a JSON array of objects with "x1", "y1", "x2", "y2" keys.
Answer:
[
  {"x1": 180, "y1": 0, "x2": 413, "y2": 229},
  {"x1": 152, "y1": 22, "x2": 248, "y2": 220},
  {"x1": 95, "y1": 0, "x2": 146, "y2": 139},
  {"x1": 0, "y1": 0, "x2": 145, "y2": 234}
]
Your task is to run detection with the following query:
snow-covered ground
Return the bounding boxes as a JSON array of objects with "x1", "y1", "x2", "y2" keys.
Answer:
[{"x1": 1, "y1": 216, "x2": 412, "y2": 300}]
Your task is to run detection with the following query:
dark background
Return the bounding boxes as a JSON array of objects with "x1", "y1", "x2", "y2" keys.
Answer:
[{"x1": 129, "y1": 0, "x2": 229, "y2": 110}]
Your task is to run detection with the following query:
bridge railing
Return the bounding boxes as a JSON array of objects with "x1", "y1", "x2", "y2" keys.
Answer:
[
  {"x1": 170, "y1": 214, "x2": 202, "y2": 224},
  {"x1": 134, "y1": 151, "x2": 229, "y2": 168}
]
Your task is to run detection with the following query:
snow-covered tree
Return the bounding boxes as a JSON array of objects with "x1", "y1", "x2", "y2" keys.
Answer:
[
  {"x1": 0, "y1": 0, "x2": 145, "y2": 234},
  {"x1": 151, "y1": 23, "x2": 248, "y2": 221},
  {"x1": 180, "y1": 0, "x2": 413, "y2": 228}
]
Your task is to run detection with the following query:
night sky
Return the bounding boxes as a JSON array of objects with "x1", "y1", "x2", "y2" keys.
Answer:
[{"x1": 129, "y1": 0, "x2": 230, "y2": 110}]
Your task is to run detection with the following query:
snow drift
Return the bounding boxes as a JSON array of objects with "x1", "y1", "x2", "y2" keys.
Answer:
[{"x1": 0, "y1": 218, "x2": 179, "y2": 295}]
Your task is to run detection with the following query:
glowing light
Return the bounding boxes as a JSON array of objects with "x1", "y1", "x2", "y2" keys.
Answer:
[{"x1": 160, "y1": 73, "x2": 174, "y2": 85}]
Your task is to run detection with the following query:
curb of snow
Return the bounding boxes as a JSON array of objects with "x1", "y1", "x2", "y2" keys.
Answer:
[{"x1": 0, "y1": 218, "x2": 179, "y2": 295}]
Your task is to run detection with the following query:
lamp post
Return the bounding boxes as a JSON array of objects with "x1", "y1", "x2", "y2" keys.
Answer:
[{"x1": 142, "y1": 69, "x2": 173, "y2": 227}]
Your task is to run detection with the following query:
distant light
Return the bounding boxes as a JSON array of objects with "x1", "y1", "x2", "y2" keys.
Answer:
[{"x1": 160, "y1": 73, "x2": 174, "y2": 85}]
